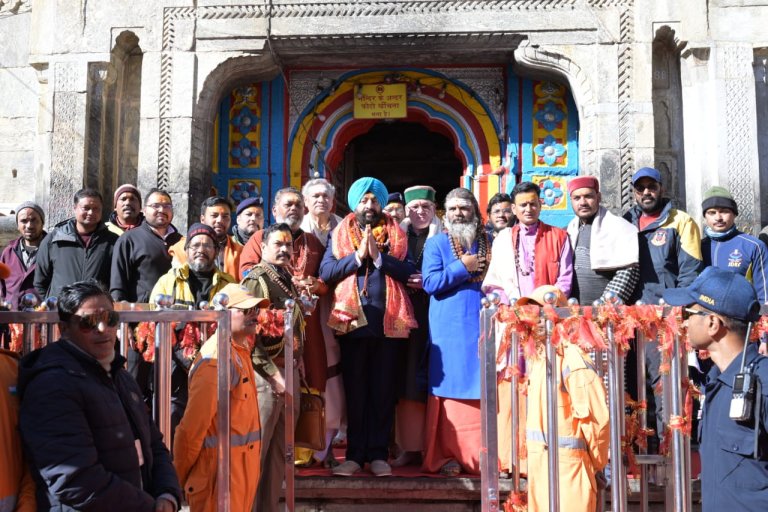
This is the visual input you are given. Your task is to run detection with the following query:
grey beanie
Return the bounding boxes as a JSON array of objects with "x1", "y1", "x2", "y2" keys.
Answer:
[
  {"x1": 702, "y1": 186, "x2": 738, "y2": 216},
  {"x1": 15, "y1": 201, "x2": 45, "y2": 224}
]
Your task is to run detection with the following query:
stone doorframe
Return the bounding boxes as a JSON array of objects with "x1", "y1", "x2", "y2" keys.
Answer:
[{"x1": 45, "y1": 0, "x2": 665, "y2": 227}]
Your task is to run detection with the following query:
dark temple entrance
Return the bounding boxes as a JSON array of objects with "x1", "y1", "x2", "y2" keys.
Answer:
[{"x1": 332, "y1": 122, "x2": 463, "y2": 214}]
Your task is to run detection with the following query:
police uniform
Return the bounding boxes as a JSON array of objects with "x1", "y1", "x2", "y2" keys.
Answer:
[{"x1": 699, "y1": 342, "x2": 768, "y2": 511}]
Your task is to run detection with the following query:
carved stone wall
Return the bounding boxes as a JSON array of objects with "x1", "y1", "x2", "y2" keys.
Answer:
[
  {"x1": 50, "y1": 62, "x2": 88, "y2": 224},
  {"x1": 755, "y1": 49, "x2": 768, "y2": 227}
]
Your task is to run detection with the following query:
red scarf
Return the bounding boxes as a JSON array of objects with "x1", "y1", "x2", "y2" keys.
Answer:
[{"x1": 328, "y1": 213, "x2": 416, "y2": 338}]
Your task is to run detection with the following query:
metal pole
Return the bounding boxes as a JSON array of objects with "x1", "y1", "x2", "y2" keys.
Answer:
[
  {"x1": 153, "y1": 295, "x2": 173, "y2": 451},
  {"x1": 543, "y1": 295, "x2": 560, "y2": 512},
  {"x1": 606, "y1": 320, "x2": 627, "y2": 512},
  {"x1": 479, "y1": 293, "x2": 500, "y2": 512},
  {"x1": 284, "y1": 299, "x2": 296, "y2": 512},
  {"x1": 635, "y1": 330, "x2": 649, "y2": 512},
  {"x1": 669, "y1": 334, "x2": 691, "y2": 512},
  {"x1": 21, "y1": 293, "x2": 39, "y2": 355},
  {"x1": 510, "y1": 332, "x2": 521, "y2": 494},
  {"x1": 214, "y1": 294, "x2": 232, "y2": 512}
]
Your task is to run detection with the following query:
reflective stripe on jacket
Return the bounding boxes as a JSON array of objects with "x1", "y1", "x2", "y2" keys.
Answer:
[
  {"x1": 526, "y1": 343, "x2": 609, "y2": 512},
  {"x1": 173, "y1": 336, "x2": 261, "y2": 512}
]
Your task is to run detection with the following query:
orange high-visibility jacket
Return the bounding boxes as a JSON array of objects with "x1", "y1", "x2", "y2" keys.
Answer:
[
  {"x1": 526, "y1": 343, "x2": 609, "y2": 512},
  {"x1": 0, "y1": 350, "x2": 35, "y2": 512},
  {"x1": 173, "y1": 336, "x2": 261, "y2": 512}
]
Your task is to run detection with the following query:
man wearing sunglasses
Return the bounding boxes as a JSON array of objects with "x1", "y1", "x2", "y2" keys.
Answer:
[
  {"x1": 623, "y1": 166, "x2": 702, "y2": 452},
  {"x1": 663, "y1": 267, "x2": 768, "y2": 511},
  {"x1": 18, "y1": 281, "x2": 182, "y2": 511}
]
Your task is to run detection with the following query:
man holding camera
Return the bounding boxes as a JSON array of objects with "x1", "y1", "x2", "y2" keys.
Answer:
[{"x1": 663, "y1": 267, "x2": 768, "y2": 511}]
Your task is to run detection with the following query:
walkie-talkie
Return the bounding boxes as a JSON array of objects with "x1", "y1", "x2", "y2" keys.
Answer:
[
  {"x1": 730, "y1": 322, "x2": 758, "y2": 422},
  {"x1": 730, "y1": 371, "x2": 757, "y2": 421}
]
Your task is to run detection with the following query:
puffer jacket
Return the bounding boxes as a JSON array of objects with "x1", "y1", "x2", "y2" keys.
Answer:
[
  {"x1": 623, "y1": 200, "x2": 702, "y2": 304},
  {"x1": 33, "y1": 219, "x2": 118, "y2": 299},
  {"x1": 702, "y1": 229, "x2": 768, "y2": 303},
  {"x1": 18, "y1": 341, "x2": 182, "y2": 511}
]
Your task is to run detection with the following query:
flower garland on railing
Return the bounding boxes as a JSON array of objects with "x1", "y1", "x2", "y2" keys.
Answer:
[
  {"x1": 133, "y1": 308, "x2": 285, "y2": 363},
  {"x1": 495, "y1": 303, "x2": 700, "y2": 511},
  {"x1": 8, "y1": 304, "x2": 51, "y2": 353}
]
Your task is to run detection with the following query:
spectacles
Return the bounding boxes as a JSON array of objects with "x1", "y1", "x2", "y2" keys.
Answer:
[
  {"x1": 491, "y1": 208, "x2": 513, "y2": 215},
  {"x1": 148, "y1": 203, "x2": 173, "y2": 211},
  {"x1": 682, "y1": 307, "x2": 710, "y2": 321},
  {"x1": 72, "y1": 311, "x2": 120, "y2": 331}
]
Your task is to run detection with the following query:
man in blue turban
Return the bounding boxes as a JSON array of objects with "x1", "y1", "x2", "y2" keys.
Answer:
[
  {"x1": 347, "y1": 177, "x2": 389, "y2": 216},
  {"x1": 320, "y1": 177, "x2": 417, "y2": 477}
]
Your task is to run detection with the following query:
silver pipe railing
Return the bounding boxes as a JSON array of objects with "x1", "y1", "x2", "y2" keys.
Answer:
[
  {"x1": 284, "y1": 299, "x2": 296, "y2": 512},
  {"x1": 542, "y1": 293, "x2": 561, "y2": 512},
  {"x1": 635, "y1": 328, "x2": 650, "y2": 512},
  {"x1": 480, "y1": 293, "x2": 500, "y2": 512},
  {"x1": 152, "y1": 295, "x2": 174, "y2": 451},
  {"x1": 212, "y1": 294, "x2": 232, "y2": 512},
  {"x1": 669, "y1": 333, "x2": 692, "y2": 511},
  {"x1": 480, "y1": 296, "x2": 696, "y2": 512}
]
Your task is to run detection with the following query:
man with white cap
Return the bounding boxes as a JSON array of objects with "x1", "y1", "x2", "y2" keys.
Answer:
[
  {"x1": 319, "y1": 177, "x2": 416, "y2": 477},
  {"x1": 106, "y1": 184, "x2": 143, "y2": 235},
  {"x1": 566, "y1": 176, "x2": 639, "y2": 305},
  {"x1": 392, "y1": 185, "x2": 442, "y2": 467},
  {"x1": 1, "y1": 202, "x2": 46, "y2": 309}
]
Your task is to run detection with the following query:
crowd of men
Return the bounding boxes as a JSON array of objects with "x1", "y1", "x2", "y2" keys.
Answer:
[{"x1": 1, "y1": 165, "x2": 768, "y2": 511}]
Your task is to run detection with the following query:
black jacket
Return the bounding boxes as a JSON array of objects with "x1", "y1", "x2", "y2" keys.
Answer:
[
  {"x1": 33, "y1": 219, "x2": 118, "y2": 299},
  {"x1": 18, "y1": 340, "x2": 182, "y2": 511},
  {"x1": 111, "y1": 222, "x2": 183, "y2": 303}
]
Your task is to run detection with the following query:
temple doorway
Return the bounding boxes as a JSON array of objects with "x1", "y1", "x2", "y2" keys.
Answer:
[{"x1": 330, "y1": 122, "x2": 463, "y2": 214}]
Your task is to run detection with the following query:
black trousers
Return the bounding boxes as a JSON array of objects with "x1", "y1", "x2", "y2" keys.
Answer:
[{"x1": 339, "y1": 335, "x2": 404, "y2": 465}]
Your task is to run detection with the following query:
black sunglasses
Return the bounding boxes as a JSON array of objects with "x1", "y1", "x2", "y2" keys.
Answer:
[{"x1": 72, "y1": 311, "x2": 120, "y2": 331}]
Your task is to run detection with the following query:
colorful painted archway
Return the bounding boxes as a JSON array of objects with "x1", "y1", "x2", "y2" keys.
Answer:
[{"x1": 287, "y1": 69, "x2": 503, "y2": 191}]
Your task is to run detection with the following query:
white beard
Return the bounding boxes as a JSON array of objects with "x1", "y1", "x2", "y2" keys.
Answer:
[{"x1": 445, "y1": 218, "x2": 476, "y2": 250}]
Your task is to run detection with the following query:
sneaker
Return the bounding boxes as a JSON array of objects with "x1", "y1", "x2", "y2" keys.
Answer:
[
  {"x1": 332, "y1": 460, "x2": 361, "y2": 477},
  {"x1": 370, "y1": 459, "x2": 392, "y2": 477}
]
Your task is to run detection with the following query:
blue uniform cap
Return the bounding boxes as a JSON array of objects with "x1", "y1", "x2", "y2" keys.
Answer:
[{"x1": 662, "y1": 266, "x2": 760, "y2": 322}]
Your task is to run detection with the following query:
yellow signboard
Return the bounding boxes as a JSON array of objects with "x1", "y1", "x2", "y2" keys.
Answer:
[{"x1": 353, "y1": 83, "x2": 408, "y2": 119}]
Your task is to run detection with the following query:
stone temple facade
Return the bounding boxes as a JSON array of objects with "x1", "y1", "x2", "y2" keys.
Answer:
[{"x1": 0, "y1": 0, "x2": 766, "y2": 234}]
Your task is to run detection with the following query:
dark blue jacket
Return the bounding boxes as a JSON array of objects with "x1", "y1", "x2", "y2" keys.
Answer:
[
  {"x1": 699, "y1": 343, "x2": 768, "y2": 511},
  {"x1": 702, "y1": 229, "x2": 768, "y2": 303},
  {"x1": 18, "y1": 341, "x2": 182, "y2": 511},
  {"x1": 623, "y1": 200, "x2": 702, "y2": 304},
  {"x1": 319, "y1": 233, "x2": 415, "y2": 339}
]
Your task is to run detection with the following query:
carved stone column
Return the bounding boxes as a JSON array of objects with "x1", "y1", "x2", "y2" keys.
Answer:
[
  {"x1": 49, "y1": 61, "x2": 88, "y2": 225},
  {"x1": 755, "y1": 51, "x2": 768, "y2": 228},
  {"x1": 681, "y1": 44, "x2": 760, "y2": 232}
]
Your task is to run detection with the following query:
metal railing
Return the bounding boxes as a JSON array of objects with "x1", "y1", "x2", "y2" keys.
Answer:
[{"x1": 479, "y1": 293, "x2": 695, "y2": 512}]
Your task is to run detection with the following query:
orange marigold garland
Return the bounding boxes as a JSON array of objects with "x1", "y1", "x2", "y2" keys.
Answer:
[{"x1": 503, "y1": 490, "x2": 527, "y2": 512}]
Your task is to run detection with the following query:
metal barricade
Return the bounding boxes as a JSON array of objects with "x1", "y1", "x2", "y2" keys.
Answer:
[
  {"x1": 284, "y1": 299, "x2": 296, "y2": 512},
  {"x1": 479, "y1": 294, "x2": 500, "y2": 511},
  {"x1": 480, "y1": 294, "x2": 693, "y2": 512}
]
